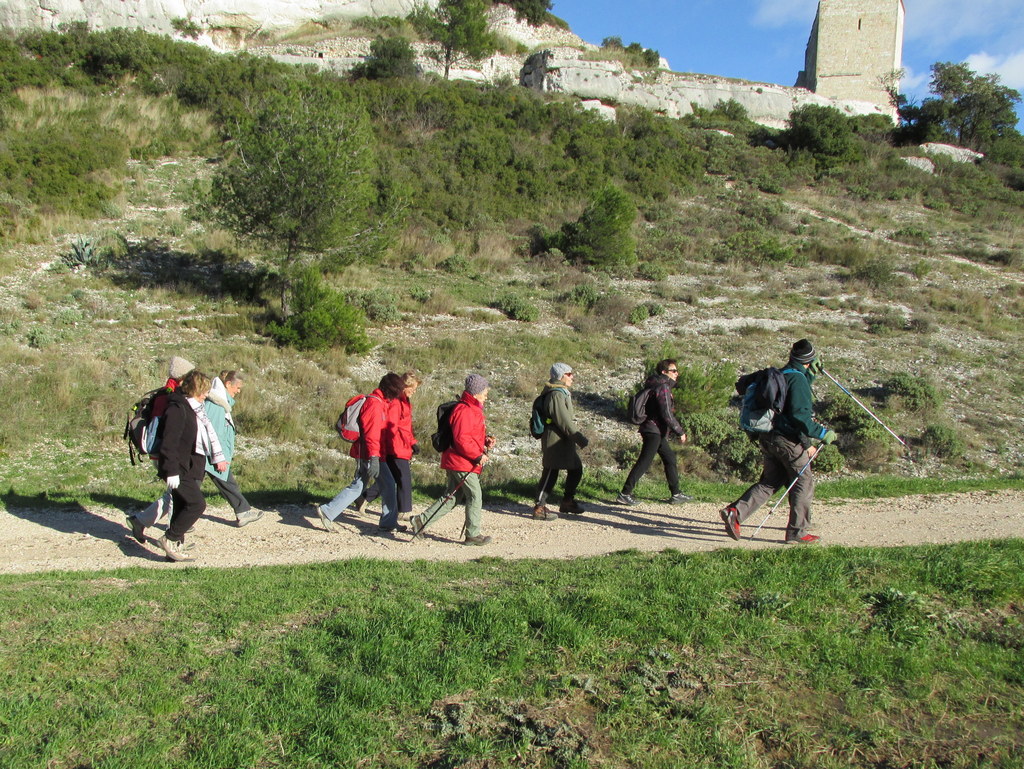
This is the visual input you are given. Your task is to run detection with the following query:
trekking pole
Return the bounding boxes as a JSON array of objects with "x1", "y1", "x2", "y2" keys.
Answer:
[
  {"x1": 749, "y1": 455, "x2": 814, "y2": 541},
  {"x1": 411, "y1": 467, "x2": 476, "y2": 541},
  {"x1": 821, "y1": 369, "x2": 907, "y2": 448}
]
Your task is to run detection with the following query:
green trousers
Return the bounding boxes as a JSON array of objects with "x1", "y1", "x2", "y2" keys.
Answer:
[{"x1": 421, "y1": 470, "x2": 483, "y2": 538}]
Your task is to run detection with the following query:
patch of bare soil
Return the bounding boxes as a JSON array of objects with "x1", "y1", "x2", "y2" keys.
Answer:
[{"x1": 1, "y1": 489, "x2": 1022, "y2": 574}]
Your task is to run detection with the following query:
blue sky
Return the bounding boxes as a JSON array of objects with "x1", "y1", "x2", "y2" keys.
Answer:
[{"x1": 547, "y1": 0, "x2": 1024, "y2": 126}]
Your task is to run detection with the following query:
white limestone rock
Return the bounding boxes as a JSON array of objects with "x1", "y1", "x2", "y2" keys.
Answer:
[
  {"x1": 920, "y1": 143, "x2": 985, "y2": 164},
  {"x1": 901, "y1": 156, "x2": 935, "y2": 174},
  {"x1": 580, "y1": 100, "x2": 617, "y2": 121}
]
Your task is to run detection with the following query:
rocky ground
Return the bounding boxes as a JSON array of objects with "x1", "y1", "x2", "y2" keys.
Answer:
[{"x1": 2, "y1": 489, "x2": 1021, "y2": 573}]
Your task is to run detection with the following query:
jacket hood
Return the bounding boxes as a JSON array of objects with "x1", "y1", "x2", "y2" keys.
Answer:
[{"x1": 645, "y1": 372, "x2": 675, "y2": 389}]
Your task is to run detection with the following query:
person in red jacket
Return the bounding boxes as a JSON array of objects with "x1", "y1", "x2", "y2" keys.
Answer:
[
  {"x1": 410, "y1": 374, "x2": 495, "y2": 546},
  {"x1": 354, "y1": 372, "x2": 421, "y2": 516},
  {"x1": 315, "y1": 373, "x2": 405, "y2": 534}
]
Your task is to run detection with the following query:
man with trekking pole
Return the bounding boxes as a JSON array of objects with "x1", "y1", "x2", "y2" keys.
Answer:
[
  {"x1": 720, "y1": 339, "x2": 837, "y2": 545},
  {"x1": 409, "y1": 374, "x2": 495, "y2": 546}
]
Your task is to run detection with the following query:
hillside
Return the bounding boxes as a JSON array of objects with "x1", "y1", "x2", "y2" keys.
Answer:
[{"x1": 0, "y1": 27, "x2": 1023, "y2": 512}]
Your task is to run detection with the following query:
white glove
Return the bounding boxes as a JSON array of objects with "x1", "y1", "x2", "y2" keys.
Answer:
[{"x1": 166, "y1": 475, "x2": 180, "y2": 491}]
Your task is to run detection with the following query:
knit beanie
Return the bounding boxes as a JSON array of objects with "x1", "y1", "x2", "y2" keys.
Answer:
[
  {"x1": 550, "y1": 362, "x2": 573, "y2": 382},
  {"x1": 789, "y1": 339, "x2": 816, "y2": 365},
  {"x1": 168, "y1": 355, "x2": 195, "y2": 381},
  {"x1": 465, "y1": 374, "x2": 490, "y2": 395}
]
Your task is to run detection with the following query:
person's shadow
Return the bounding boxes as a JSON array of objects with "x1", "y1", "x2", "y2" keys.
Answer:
[{"x1": 0, "y1": 491, "x2": 168, "y2": 562}]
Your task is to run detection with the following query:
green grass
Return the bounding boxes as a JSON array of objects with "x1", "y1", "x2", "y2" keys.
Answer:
[{"x1": 0, "y1": 542, "x2": 1021, "y2": 767}]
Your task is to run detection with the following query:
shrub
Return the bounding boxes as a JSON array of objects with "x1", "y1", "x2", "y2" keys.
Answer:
[
  {"x1": 438, "y1": 254, "x2": 474, "y2": 275},
  {"x1": 920, "y1": 424, "x2": 965, "y2": 458},
  {"x1": 715, "y1": 230, "x2": 797, "y2": 265},
  {"x1": 345, "y1": 289, "x2": 401, "y2": 324},
  {"x1": 636, "y1": 261, "x2": 668, "y2": 281},
  {"x1": 266, "y1": 268, "x2": 370, "y2": 352},
  {"x1": 672, "y1": 363, "x2": 735, "y2": 415},
  {"x1": 892, "y1": 225, "x2": 931, "y2": 245},
  {"x1": 784, "y1": 104, "x2": 859, "y2": 169},
  {"x1": 884, "y1": 373, "x2": 942, "y2": 412},
  {"x1": 555, "y1": 185, "x2": 637, "y2": 269},
  {"x1": 562, "y1": 283, "x2": 600, "y2": 310},
  {"x1": 493, "y1": 292, "x2": 539, "y2": 322},
  {"x1": 349, "y1": 36, "x2": 418, "y2": 80}
]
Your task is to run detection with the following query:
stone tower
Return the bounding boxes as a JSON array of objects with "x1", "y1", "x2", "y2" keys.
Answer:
[{"x1": 795, "y1": 0, "x2": 904, "y2": 113}]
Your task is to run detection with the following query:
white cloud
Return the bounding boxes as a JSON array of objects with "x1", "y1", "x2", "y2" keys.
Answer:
[{"x1": 965, "y1": 50, "x2": 1024, "y2": 91}]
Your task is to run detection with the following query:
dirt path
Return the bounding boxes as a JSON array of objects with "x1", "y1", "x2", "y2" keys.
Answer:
[{"x1": 1, "y1": 489, "x2": 1022, "y2": 574}]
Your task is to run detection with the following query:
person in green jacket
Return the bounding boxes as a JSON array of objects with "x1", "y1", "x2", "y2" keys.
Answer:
[
  {"x1": 720, "y1": 339, "x2": 837, "y2": 544},
  {"x1": 204, "y1": 371, "x2": 263, "y2": 527},
  {"x1": 533, "y1": 363, "x2": 589, "y2": 519}
]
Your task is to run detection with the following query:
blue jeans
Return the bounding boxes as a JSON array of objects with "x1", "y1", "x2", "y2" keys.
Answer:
[{"x1": 321, "y1": 459, "x2": 398, "y2": 529}]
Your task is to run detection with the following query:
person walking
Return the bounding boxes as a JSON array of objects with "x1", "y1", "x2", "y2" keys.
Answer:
[
  {"x1": 719, "y1": 339, "x2": 837, "y2": 545},
  {"x1": 315, "y1": 373, "x2": 405, "y2": 534},
  {"x1": 616, "y1": 359, "x2": 692, "y2": 506},
  {"x1": 153, "y1": 370, "x2": 228, "y2": 562},
  {"x1": 354, "y1": 372, "x2": 421, "y2": 516},
  {"x1": 203, "y1": 371, "x2": 262, "y2": 527},
  {"x1": 533, "y1": 362, "x2": 588, "y2": 519},
  {"x1": 126, "y1": 354, "x2": 194, "y2": 543},
  {"x1": 409, "y1": 374, "x2": 495, "y2": 545}
]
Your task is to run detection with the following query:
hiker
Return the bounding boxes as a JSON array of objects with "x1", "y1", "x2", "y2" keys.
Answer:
[
  {"x1": 203, "y1": 371, "x2": 263, "y2": 527},
  {"x1": 353, "y1": 372, "x2": 421, "y2": 517},
  {"x1": 150, "y1": 370, "x2": 227, "y2": 562},
  {"x1": 315, "y1": 373, "x2": 406, "y2": 534},
  {"x1": 533, "y1": 362, "x2": 589, "y2": 519},
  {"x1": 616, "y1": 359, "x2": 693, "y2": 506},
  {"x1": 126, "y1": 355, "x2": 194, "y2": 541},
  {"x1": 719, "y1": 339, "x2": 837, "y2": 545},
  {"x1": 410, "y1": 374, "x2": 496, "y2": 546}
]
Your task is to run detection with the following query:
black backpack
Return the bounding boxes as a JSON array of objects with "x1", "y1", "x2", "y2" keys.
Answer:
[
  {"x1": 529, "y1": 389, "x2": 561, "y2": 439},
  {"x1": 736, "y1": 367, "x2": 794, "y2": 434},
  {"x1": 627, "y1": 387, "x2": 653, "y2": 425},
  {"x1": 123, "y1": 387, "x2": 164, "y2": 465},
  {"x1": 430, "y1": 400, "x2": 460, "y2": 453}
]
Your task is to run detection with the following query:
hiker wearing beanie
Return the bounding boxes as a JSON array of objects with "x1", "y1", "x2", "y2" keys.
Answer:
[
  {"x1": 126, "y1": 355, "x2": 195, "y2": 544},
  {"x1": 533, "y1": 363, "x2": 588, "y2": 519},
  {"x1": 720, "y1": 339, "x2": 838, "y2": 545},
  {"x1": 616, "y1": 359, "x2": 692, "y2": 506},
  {"x1": 409, "y1": 373, "x2": 495, "y2": 546}
]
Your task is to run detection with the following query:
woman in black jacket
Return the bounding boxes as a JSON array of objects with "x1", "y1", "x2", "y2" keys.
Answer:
[{"x1": 156, "y1": 370, "x2": 227, "y2": 562}]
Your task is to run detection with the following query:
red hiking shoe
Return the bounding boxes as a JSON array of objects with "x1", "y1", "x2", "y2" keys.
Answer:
[
  {"x1": 719, "y1": 507, "x2": 741, "y2": 541},
  {"x1": 784, "y1": 534, "x2": 821, "y2": 545}
]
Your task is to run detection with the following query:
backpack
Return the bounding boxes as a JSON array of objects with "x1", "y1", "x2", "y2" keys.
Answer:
[
  {"x1": 336, "y1": 394, "x2": 374, "y2": 443},
  {"x1": 529, "y1": 389, "x2": 558, "y2": 439},
  {"x1": 430, "y1": 400, "x2": 460, "y2": 453},
  {"x1": 627, "y1": 387, "x2": 653, "y2": 425},
  {"x1": 736, "y1": 367, "x2": 794, "y2": 434},
  {"x1": 123, "y1": 387, "x2": 164, "y2": 466}
]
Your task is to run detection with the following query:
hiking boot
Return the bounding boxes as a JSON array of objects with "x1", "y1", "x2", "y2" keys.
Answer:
[
  {"x1": 464, "y1": 534, "x2": 492, "y2": 546},
  {"x1": 380, "y1": 523, "x2": 409, "y2": 534},
  {"x1": 235, "y1": 509, "x2": 264, "y2": 528},
  {"x1": 350, "y1": 495, "x2": 368, "y2": 514},
  {"x1": 615, "y1": 492, "x2": 636, "y2": 506},
  {"x1": 126, "y1": 515, "x2": 146, "y2": 544},
  {"x1": 719, "y1": 506, "x2": 741, "y2": 541},
  {"x1": 784, "y1": 534, "x2": 821, "y2": 545},
  {"x1": 158, "y1": 535, "x2": 194, "y2": 563},
  {"x1": 409, "y1": 514, "x2": 424, "y2": 536},
  {"x1": 315, "y1": 504, "x2": 339, "y2": 533},
  {"x1": 667, "y1": 492, "x2": 694, "y2": 504},
  {"x1": 532, "y1": 504, "x2": 558, "y2": 520},
  {"x1": 559, "y1": 498, "x2": 584, "y2": 515}
]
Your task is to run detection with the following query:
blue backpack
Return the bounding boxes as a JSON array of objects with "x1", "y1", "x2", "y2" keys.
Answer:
[{"x1": 736, "y1": 367, "x2": 798, "y2": 434}]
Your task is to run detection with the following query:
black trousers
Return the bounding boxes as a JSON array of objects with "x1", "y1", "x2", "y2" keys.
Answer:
[
  {"x1": 207, "y1": 469, "x2": 250, "y2": 515},
  {"x1": 364, "y1": 457, "x2": 413, "y2": 514},
  {"x1": 536, "y1": 467, "x2": 582, "y2": 502},
  {"x1": 622, "y1": 431, "x2": 679, "y2": 496},
  {"x1": 167, "y1": 478, "x2": 206, "y2": 542}
]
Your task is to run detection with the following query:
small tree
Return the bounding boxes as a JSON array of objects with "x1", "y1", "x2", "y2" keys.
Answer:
[
  {"x1": 349, "y1": 36, "x2": 418, "y2": 80},
  {"x1": 206, "y1": 81, "x2": 378, "y2": 315},
  {"x1": 784, "y1": 104, "x2": 858, "y2": 168},
  {"x1": 556, "y1": 185, "x2": 637, "y2": 269},
  {"x1": 926, "y1": 62, "x2": 1021, "y2": 151},
  {"x1": 412, "y1": 0, "x2": 497, "y2": 79},
  {"x1": 266, "y1": 268, "x2": 370, "y2": 353}
]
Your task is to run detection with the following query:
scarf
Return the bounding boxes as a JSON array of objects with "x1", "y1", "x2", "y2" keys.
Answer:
[{"x1": 187, "y1": 396, "x2": 225, "y2": 464}]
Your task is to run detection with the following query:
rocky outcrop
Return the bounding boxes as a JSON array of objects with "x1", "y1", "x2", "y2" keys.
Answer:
[
  {"x1": 0, "y1": 1, "x2": 438, "y2": 37},
  {"x1": 920, "y1": 143, "x2": 985, "y2": 164},
  {"x1": 520, "y1": 50, "x2": 891, "y2": 129}
]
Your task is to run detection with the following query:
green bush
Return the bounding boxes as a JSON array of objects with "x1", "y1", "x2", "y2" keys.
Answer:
[
  {"x1": 562, "y1": 283, "x2": 600, "y2": 310},
  {"x1": 266, "y1": 268, "x2": 370, "y2": 352},
  {"x1": 884, "y1": 373, "x2": 942, "y2": 412},
  {"x1": 920, "y1": 424, "x2": 966, "y2": 459},
  {"x1": 672, "y1": 363, "x2": 735, "y2": 415},
  {"x1": 784, "y1": 104, "x2": 859, "y2": 169},
  {"x1": 349, "y1": 37, "x2": 418, "y2": 80},
  {"x1": 715, "y1": 230, "x2": 798, "y2": 265},
  {"x1": 555, "y1": 185, "x2": 637, "y2": 269},
  {"x1": 493, "y1": 292, "x2": 539, "y2": 322},
  {"x1": 636, "y1": 261, "x2": 668, "y2": 281},
  {"x1": 345, "y1": 289, "x2": 401, "y2": 324}
]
